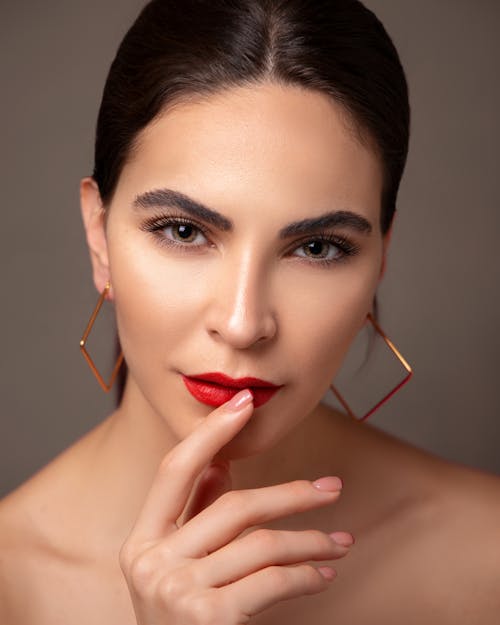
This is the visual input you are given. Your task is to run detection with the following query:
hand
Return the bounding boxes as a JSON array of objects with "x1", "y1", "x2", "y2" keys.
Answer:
[{"x1": 119, "y1": 389, "x2": 351, "y2": 625}]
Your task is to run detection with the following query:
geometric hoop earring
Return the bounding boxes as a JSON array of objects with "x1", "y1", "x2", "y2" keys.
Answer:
[
  {"x1": 79, "y1": 281, "x2": 124, "y2": 392},
  {"x1": 329, "y1": 312, "x2": 413, "y2": 422}
]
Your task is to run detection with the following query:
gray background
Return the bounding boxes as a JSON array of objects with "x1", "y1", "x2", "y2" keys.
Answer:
[{"x1": 1, "y1": 1, "x2": 499, "y2": 497}]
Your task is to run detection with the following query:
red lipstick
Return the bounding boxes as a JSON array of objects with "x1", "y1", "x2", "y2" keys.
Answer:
[{"x1": 182, "y1": 372, "x2": 283, "y2": 408}]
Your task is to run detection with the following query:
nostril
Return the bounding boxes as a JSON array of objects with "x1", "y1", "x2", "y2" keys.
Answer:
[
  {"x1": 205, "y1": 288, "x2": 278, "y2": 348},
  {"x1": 207, "y1": 320, "x2": 276, "y2": 349}
]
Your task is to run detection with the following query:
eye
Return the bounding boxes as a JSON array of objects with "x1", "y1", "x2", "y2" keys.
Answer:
[
  {"x1": 162, "y1": 221, "x2": 208, "y2": 245},
  {"x1": 294, "y1": 239, "x2": 342, "y2": 261},
  {"x1": 291, "y1": 235, "x2": 357, "y2": 265},
  {"x1": 141, "y1": 214, "x2": 211, "y2": 248}
]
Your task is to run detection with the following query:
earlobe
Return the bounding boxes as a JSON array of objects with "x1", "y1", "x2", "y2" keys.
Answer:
[{"x1": 80, "y1": 177, "x2": 112, "y2": 297}]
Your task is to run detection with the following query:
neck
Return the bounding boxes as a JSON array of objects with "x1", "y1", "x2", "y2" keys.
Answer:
[{"x1": 67, "y1": 376, "x2": 349, "y2": 557}]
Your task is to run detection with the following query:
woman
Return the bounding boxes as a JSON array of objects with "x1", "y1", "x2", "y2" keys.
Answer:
[{"x1": 1, "y1": 1, "x2": 499, "y2": 623}]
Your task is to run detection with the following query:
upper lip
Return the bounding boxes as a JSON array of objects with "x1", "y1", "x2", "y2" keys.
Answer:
[{"x1": 185, "y1": 372, "x2": 282, "y2": 389}]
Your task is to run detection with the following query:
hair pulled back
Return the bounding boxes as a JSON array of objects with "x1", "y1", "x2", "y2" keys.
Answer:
[
  {"x1": 93, "y1": 0, "x2": 410, "y2": 235},
  {"x1": 92, "y1": 0, "x2": 410, "y2": 402}
]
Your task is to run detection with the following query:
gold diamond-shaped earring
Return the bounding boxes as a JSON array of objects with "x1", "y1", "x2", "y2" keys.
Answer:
[
  {"x1": 329, "y1": 313, "x2": 413, "y2": 422},
  {"x1": 79, "y1": 281, "x2": 124, "y2": 392}
]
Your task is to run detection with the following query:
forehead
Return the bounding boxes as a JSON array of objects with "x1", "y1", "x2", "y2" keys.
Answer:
[{"x1": 121, "y1": 82, "x2": 383, "y2": 225}]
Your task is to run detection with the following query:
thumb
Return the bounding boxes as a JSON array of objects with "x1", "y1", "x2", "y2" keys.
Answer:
[{"x1": 180, "y1": 459, "x2": 232, "y2": 526}]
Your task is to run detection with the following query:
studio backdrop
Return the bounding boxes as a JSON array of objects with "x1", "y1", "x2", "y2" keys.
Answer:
[{"x1": 1, "y1": 0, "x2": 499, "y2": 497}]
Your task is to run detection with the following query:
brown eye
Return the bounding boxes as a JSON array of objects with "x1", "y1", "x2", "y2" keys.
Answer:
[
  {"x1": 171, "y1": 223, "x2": 198, "y2": 242},
  {"x1": 295, "y1": 239, "x2": 342, "y2": 261},
  {"x1": 160, "y1": 221, "x2": 208, "y2": 246},
  {"x1": 141, "y1": 214, "x2": 213, "y2": 251}
]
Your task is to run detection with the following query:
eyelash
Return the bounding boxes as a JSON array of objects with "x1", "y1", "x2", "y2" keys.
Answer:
[{"x1": 139, "y1": 212, "x2": 360, "y2": 267}]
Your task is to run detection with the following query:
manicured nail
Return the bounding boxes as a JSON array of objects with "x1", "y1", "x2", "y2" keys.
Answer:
[
  {"x1": 318, "y1": 566, "x2": 336, "y2": 581},
  {"x1": 226, "y1": 389, "x2": 253, "y2": 411},
  {"x1": 312, "y1": 476, "x2": 343, "y2": 492},
  {"x1": 329, "y1": 531, "x2": 354, "y2": 547}
]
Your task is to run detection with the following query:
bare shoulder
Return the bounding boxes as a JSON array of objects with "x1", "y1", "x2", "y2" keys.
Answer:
[
  {"x1": 396, "y1": 462, "x2": 500, "y2": 623},
  {"x1": 0, "y1": 450, "x2": 87, "y2": 624},
  {"x1": 313, "y1": 403, "x2": 500, "y2": 623},
  {"x1": 0, "y1": 480, "x2": 135, "y2": 625},
  {"x1": 427, "y1": 457, "x2": 500, "y2": 584},
  {"x1": 349, "y1": 402, "x2": 500, "y2": 575},
  {"x1": 0, "y1": 483, "x2": 43, "y2": 624}
]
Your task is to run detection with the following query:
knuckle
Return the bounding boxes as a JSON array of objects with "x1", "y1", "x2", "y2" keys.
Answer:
[
  {"x1": 157, "y1": 568, "x2": 191, "y2": 601},
  {"x1": 128, "y1": 553, "x2": 156, "y2": 590},
  {"x1": 288, "y1": 479, "x2": 314, "y2": 500},
  {"x1": 248, "y1": 528, "x2": 280, "y2": 551},
  {"x1": 187, "y1": 592, "x2": 220, "y2": 625},
  {"x1": 118, "y1": 541, "x2": 136, "y2": 571},
  {"x1": 305, "y1": 529, "x2": 332, "y2": 551},
  {"x1": 216, "y1": 489, "x2": 246, "y2": 514},
  {"x1": 158, "y1": 453, "x2": 184, "y2": 477},
  {"x1": 300, "y1": 564, "x2": 325, "y2": 591},
  {"x1": 265, "y1": 565, "x2": 290, "y2": 591},
  {"x1": 288, "y1": 480, "x2": 330, "y2": 513}
]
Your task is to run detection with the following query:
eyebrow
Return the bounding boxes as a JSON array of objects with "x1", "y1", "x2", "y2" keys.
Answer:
[
  {"x1": 133, "y1": 188, "x2": 232, "y2": 230},
  {"x1": 132, "y1": 187, "x2": 373, "y2": 237},
  {"x1": 280, "y1": 210, "x2": 372, "y2": 237}
]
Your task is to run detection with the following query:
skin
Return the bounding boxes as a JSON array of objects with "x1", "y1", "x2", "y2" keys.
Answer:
[
  {"x1": 1, "y1": 82, "x2": 500, "y2": 624},
  {"x1": 90, "y1": 81, "x2": 385, "y2": 462}
]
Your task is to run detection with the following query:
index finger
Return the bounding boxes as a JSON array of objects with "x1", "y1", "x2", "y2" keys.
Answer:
[{"x1": 128, "y1": 389, "x2": 254, "y2": 543}]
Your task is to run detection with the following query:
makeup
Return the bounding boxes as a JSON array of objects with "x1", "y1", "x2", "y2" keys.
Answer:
[{"x1": 181, "y1": 372, "x2": 283, "y2": 408}]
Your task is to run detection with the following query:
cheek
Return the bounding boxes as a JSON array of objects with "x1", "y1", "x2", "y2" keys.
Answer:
[
  {"x1": 223, "y1": 267, "x2": 381, "y2": 459},
  {"x1": 106, "y1": 227, "x2": 209, "y2": 386},
  {"x1": 279, "y1": 262, "x2": 379, "y2": 392},
  {"x1": 105, "y1": 207, "x2": 382, "y2": 440}
]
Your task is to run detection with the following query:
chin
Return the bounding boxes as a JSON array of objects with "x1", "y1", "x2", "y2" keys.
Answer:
[
  {"x1": 214, "y1": 437, "x2": 272, "y2": 462},
  {"x1": 212, "y1": 405, "x2": 297, "y2": 461}
]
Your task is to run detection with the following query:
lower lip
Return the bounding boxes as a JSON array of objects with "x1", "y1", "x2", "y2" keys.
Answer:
[{"x1": 182, "y1": 375, "x2": 281, "y2": 408}]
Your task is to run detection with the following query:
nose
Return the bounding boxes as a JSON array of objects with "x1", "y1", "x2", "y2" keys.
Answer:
[{"x1": 205, "y1": 252, "x2": 278, "y2": 349}]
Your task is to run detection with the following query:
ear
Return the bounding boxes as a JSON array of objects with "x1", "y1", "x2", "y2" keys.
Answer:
[
  {"x1": 378, "y1": 217, "x2": 395, "y2": 282},
  {"x1": 80, "y1": 177, "x2": 113, "y2": 298}
]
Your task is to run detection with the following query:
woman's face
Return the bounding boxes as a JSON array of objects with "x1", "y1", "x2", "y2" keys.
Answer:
[{"x1": 82, "y1": 82, "x2": 387, "y2": 459}]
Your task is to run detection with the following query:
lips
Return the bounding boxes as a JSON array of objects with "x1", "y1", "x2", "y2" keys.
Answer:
[{"x1": 182, "y1": 372, "x2": 283, "y2": 408}]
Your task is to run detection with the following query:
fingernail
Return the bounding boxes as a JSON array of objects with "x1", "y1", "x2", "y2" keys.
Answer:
[
  {"x1": 329, "y1": 531, "x2": 354, "y2": 547},
  {"x1": 312, "y1": 476, "x2": 343, "y2": 492},
  {"x1": 226, "y1": 389, "x2": 253, "y2": 411},
  {"x1": 318, "y1": 566, "x2": 336, "y2": 581}
]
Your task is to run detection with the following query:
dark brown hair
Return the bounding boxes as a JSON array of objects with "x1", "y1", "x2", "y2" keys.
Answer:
[{"x1": 91, "y1": 0, "x2": 410, "y2": 404}]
